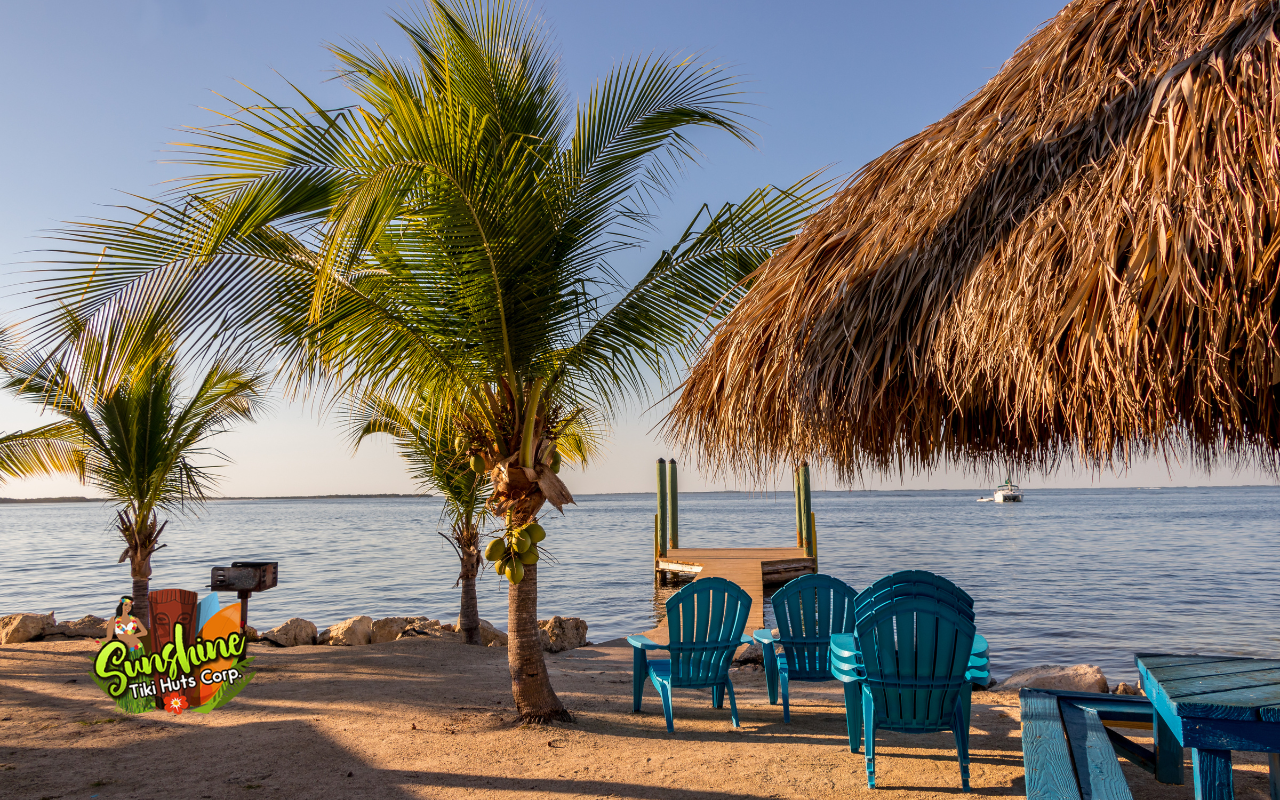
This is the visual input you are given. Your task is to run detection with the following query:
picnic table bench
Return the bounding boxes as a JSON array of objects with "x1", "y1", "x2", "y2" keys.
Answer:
[{"x1": 1020, "y1": 688, "x2": 1156, "y2": 800}]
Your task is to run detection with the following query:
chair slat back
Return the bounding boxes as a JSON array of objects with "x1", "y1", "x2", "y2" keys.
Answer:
[
  {"x1": 665, "y1": 577, "x2": 752, "y2": 687},
  {"x1": 771, "y1": 573, "x2": 859, "y2": 680},
  {"x1": 854, "y1": 571, "x2": 976, "y2": 732}
]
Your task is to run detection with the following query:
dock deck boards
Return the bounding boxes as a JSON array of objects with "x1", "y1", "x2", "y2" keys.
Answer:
[{"x1": 656, "y1": 547, "x2": 813, "y2": 632}]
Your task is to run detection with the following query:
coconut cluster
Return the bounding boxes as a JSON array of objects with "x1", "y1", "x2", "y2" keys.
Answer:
[{"x1": 483, "y1": 520, "x2": 546, "y2": 585}]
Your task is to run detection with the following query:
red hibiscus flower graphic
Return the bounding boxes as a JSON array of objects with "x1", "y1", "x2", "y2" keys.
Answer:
[{"x1": 163, "y1": 692, "x2": 189, "y2": 715}]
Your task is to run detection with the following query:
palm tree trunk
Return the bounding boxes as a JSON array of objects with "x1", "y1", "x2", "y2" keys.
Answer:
[
  {"x1": 130, "y1": 560, "x2": 152, "y2": 632},
  {"x1": 458, "y1": 546, "x2": 481, "y2": 646},
  {"x1": 507, "y1": 561, "x2": 570, "y2": 723}
]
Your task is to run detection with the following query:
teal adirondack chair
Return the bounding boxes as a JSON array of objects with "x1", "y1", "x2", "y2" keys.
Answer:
[
  {"x1": 627, "y1": 577, "x2": 753, "y2": 732},
  {"x1": 752, "y1": 573, "x2": 859, "y2": 722},
  {"x1": 830, "y1": 570, "x2": 983, "y2": 790}
]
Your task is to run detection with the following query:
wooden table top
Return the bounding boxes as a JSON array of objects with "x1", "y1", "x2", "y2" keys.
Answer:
[{"x1": 1135, "y1": 653, "x2": 1280, "y2": 722}]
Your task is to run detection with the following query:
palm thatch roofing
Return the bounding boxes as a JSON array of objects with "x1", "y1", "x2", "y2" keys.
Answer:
[{"x1": 669, "y1": 0, "x2": 1280, "y2": 480}]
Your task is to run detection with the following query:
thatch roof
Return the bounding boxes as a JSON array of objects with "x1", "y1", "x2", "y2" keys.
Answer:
[{"x1": 669, "y1": 0, "x2": 1280, "y2": 480}]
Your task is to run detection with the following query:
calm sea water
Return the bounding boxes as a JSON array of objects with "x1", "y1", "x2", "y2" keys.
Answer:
[{"x1": 2, "y1": 487, "x2": 1278, "y2": 683}]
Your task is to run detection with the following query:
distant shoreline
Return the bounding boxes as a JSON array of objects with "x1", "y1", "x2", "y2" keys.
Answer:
[{"x1": 0, "y1": 493, "x2": 435, "y2": 504}]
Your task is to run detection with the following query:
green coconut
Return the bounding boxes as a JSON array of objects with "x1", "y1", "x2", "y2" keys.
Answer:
[
  {"x1": 504, "y1": 559, "x2": 525, "y2": 584},
  {"x1": 550, "y1": 450, "x2": 562, "y2": 473},
  {"x1": 454, "y1": 435, "x2": 469, "y2": 453},
  {"x1": 511, "y1": 533, "x2": 532, "y2": 553},
  {"x1": 483, "y1": 539, "x2": 507, "y2": 562},
  {"x1": 524, "y1": 522, "x2": 546, "y2": 543},
  {"x1": 468, "y1": 454, "x2": 485, "y2": 472},
  {"x1": 518, "y1": 547, "x2": 540, "y2": 565}
]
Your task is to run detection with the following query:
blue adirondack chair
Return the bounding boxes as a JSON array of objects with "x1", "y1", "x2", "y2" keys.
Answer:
[
  {"x1": 752, "y1": 573, "x2": 859, "y2": 723},
  {"x1": 855, "y1": 570, "x2": 990, "y2": 687},
  {"x1": 627, "y1": 577, "x2": 753, "y2": 733},
  {"x1": 830, "y1": 570, "x2": 983, "y2": 790}
]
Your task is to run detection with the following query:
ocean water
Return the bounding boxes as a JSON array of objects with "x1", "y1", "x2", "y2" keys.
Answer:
[{"x1": 2, "y1": 486, "x2": 1278, "y2": 683}]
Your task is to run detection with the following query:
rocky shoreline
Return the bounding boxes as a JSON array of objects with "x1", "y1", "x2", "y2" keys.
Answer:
[
  {"x1": 0, "y1": 611, "x2": 590, "y2": 654},
  {"x1": 2, "y1": 611, "x2": 1143, "y2": 694}
]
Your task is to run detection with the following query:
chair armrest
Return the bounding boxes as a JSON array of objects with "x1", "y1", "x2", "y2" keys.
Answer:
[
  {"x1": 626, "y1": 635, "x2": 666, "y2": 651},
  {"x1": 740, "y1": 633, "x2": 755, "y2": 645},
  {"x1": 752, "y1": 629, "x2": 776, "y2": 644}
]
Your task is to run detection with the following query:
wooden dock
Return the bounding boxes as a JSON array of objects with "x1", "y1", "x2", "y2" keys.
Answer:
[{"x1": 656, "y1": 547, "x2": 816, "y2": 631}]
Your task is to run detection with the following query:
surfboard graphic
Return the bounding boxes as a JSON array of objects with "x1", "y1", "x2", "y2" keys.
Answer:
[{"x1": 197, "y1": 602, "x2": 242, "y2": 706}]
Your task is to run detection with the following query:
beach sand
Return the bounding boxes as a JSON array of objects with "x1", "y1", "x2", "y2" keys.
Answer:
[{"x1": 2, "y1": 638, "x2": 1275, "y2": 799}]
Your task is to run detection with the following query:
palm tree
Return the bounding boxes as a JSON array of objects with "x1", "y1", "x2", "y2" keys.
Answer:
[
  {"x1": 343, "y1": 393, "x2": 600, "y2": 646},
  {"x1": 0, "y1": 328, "x2": 267, "y2": 629},
  {"x1": 36, "y1": 0, "x2": 827, "y2": 721},
  {"x1": 344, "y1": 395, "x2": 491, "y2": 645}
]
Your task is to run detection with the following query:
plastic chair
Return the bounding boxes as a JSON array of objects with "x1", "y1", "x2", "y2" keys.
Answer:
[
  {"x1": 627, "y1": 577, "x2": 753, "y2": 732},
  {"x1": 752, "y1": 573, "x2": 859, "y2": 722},
  {"x1": 831, "y1": 570, "x2": 983, "y2": 790}
]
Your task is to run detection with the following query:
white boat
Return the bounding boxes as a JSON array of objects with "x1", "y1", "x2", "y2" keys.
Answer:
[{"x1": 993, "y1": 477, "x2": 1022, "y2": 503}]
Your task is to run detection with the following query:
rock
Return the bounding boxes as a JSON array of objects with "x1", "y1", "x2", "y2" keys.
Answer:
[
  {"x1": 317, "y1": 627, "x2": 332, "y2": 646},
  {"x1": 735, "y1": 641, "x2": 763, "y2": 664},
  {"x1": 327, "y1": 615, "x2": 373, "y2": 646},
  {"x1": 371, "y1": 617, "x2": 410, "y2": 644},
  {"x1": 40, "y1": 615, "x2": 107, "y2": 639},
  {"x1": 262, "y1": 618, "x2": 318, "y2": 647},
  {"x1": 244, "y1": 625, "x2": 259, "y2": 642},
  {"x1": 994, "y1": 664, "x2": 1108, "y2": 694},
  {"x1": 487, "y1": 640, "x2": 504, "y2": 647},
  {"x1": 440, "y1": 623, "x2": 455, "y2": 632},
  {"x1": 537, "y1": 616, "x2": 588, "y2": 653},
  {"x1": 460, "y1": 618, "x2": 507, "y2": 647},
  {"x1": 0, "y1": 613, "x2": 54, "y2": 644},
  {"x1": 1112, "y1": 682, "x2": 1142, "y2": 696}
]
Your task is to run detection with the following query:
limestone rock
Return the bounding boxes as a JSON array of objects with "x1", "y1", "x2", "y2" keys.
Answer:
[
  {"x1": 995, "y1": 664, "x2": 1108, "y2": 694},
  {"x1": 458, "y1": 618, "x2": 508, "y2": 646},
  {"x1": 371, "y1": 617, "x2": 410, "y2": 644},
  {"x1": 244, "y1": 625, "x2": 259, "y2": 642},
  {"x1": 0, "y1": 613, "x2": 54, "y2": 644},
  {"x1": 440, "y1": 622, "x2": 455, "y2": 632},
  {"x1": 1112, "y1": 682, "x2": 1142, "y2": 696},
  {"x1": 735, "y1": 641, "x2": 763, "y2": 664},
  {"x1": 317, "y1": 626, "x2": 332, "y2": 646},
  {"x1": 327, "y1": 615, "x2": 373, "y2": 646},
  {"x1": 38, "y1": 615, "x2": 106, "y2": 639},
  {"x1": 262, "y1": 618, "x2": 317, "y2": 647},
  {"x1": 537, "y1": 616, "x2": 588, "y2": 653}
]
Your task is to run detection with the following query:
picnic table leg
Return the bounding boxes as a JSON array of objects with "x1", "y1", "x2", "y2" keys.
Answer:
[
  {"x1": 1154, "y1": 709, "x2": 1185, "y2": 785},
  {"x1": 1268, "y1": 752, "x2": 1279, "y2": 800},
  {"x1": 1191, "y1": 748, "x2": 1233, "y2": 800}
]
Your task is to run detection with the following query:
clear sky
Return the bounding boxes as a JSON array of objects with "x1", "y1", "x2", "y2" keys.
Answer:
[{"x1": 1, "y1": 0, "x2": 1272, "y2": 498}]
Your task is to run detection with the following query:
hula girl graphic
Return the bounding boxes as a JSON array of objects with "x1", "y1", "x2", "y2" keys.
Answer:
[{"x1": 102, "y1": 595, "x2": 148, "y2": 653}]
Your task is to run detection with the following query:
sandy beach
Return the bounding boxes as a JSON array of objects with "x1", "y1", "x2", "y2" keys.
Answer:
[{"x1": 3, "y1": 637, "x2": 1276, "y2": 800}]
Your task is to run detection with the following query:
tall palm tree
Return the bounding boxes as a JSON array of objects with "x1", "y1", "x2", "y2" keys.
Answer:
[
  {"x1": 36, "y1": 0, "x2": 827, "y2": 720},
  {"x1": 0, "y1": 328, "x2": 267, "y2": 629}
]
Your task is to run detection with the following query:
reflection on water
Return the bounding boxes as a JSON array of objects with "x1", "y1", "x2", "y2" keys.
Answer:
[{"x1": 2, "y1": 486, "x2": 1278, "y2": 682}]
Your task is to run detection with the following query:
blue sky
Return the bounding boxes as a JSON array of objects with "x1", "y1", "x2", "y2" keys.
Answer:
[{"x1": 2, "y1": 0, "x2": 1268, "y2": 497}]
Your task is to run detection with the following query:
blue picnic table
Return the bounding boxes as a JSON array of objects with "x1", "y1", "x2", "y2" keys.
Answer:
[{"x1": 1135, "y1": 653, "x2": 1280, "y2": 800}]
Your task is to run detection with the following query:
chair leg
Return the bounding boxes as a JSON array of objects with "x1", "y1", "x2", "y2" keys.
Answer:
[
  {"x1": 842, "y1": 681, "x2": 861, "y2": 753},
  {"x1": 712, "y1": 684, "x2": 724, "y2": 709},
  {"x1": 953, "y1": 703, "x2": 971, "y2": 791},
  {"x1": 632, "y1": 647, "x2": 647, "y2": 712},
  {"x1": 762, "y1": 645, "x2": 779, "y2": 705},
  {"x1": 658, "y1": 683, "x2": 675, "y2": 733},
  {"x1": 781, "y1": 668, "x2": 791, "y2": 723},
  {"x1": 725, "y1": 678, "x2": 740, "y2": 728},
  {"x1": 862, "y1": 685, "x2": 877, "y2": 789}
]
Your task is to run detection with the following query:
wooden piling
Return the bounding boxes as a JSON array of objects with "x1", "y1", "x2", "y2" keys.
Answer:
[{"x1": 668, "y1": 459, "x2": 679, "y2": 550}]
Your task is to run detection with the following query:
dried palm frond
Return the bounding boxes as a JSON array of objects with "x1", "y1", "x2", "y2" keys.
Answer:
[{"x1": 669, "y1": 0, "x2": 1280, "y2": 480}]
